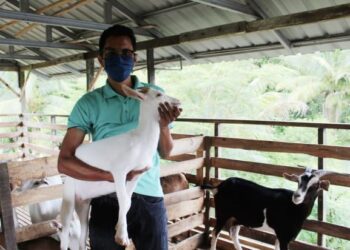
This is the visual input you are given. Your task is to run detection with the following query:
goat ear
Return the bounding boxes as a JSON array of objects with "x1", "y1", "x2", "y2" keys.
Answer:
[
  {"x1": 319, "y1": 180, "x2": 330, "y2": 191},
  {"x1": 138, "y1": 87, "x2": 150, "y2": 94},
  {"x1": 121, "y1": 85, "x2": 145, "y2": 101},
  {"x1": 283, "y1": 173, "x2": 299, "y2": 182}
]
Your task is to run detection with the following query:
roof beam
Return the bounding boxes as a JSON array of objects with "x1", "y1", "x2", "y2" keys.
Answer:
[
  {"x1": 20, "y1": 3, "x2": 350, "y2": 71},
  {"x1": 141, "y1": 1, "x2": 197, "y2": 18},
  {"x1": 0, "y1": 30, "x2": 80, "y2": 75},
  {"x1": 191, "y1": 0, "x2": 257, "y2": 17},
  {"x1": 0, "y1": 53, "x2": 45, "y2": 60},
  {"x1": 0, "y1": 38, "x2": 90, "y2": 50},
  {"x1": 15, "y1": 0, "x2": 94, "y2": 38},
  {"x1": 110, "y1": 0, "x2": 193, "y2": 61},
  {"x1": 0, "y1": 8, "x2": 151, "y2": 37},
  {"x1": 246, "y1": 0, "x2": 291, "y2": 50},
  {"x1": 1, "y1": 0, "x2": 72, "y2": 30},
  {"x1": 136, "y1": 3, "x2": 350, "y2": 50},
  {"x1": 63, "y1": 1, "x2": 198, "y2": 44}
]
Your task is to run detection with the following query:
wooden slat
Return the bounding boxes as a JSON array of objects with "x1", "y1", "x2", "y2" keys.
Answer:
[
  {"x1": 176, "y1": 118, "x2": 350, "y2": 130},
  {"x1": 7, "y1": 156, "x2": 59, "y2": 184},
  {"x1": 168, "y1": 213, "x2": 205, "y2": 238},
  {"x1": 208, "y1": 218, "x2": 331, "y2": 250},
  {"x1": 215, "y1": 234, "x2": 273, "y2": 250},
  {"x1": 167, "y1": 197, "x2": 204, "y2": 221},
  {"x1": 211, "y1": 137, "x2": 350, "y2": 160},
  {"x1": 0, "y1": 152, "x2": 23, "y2": 161},
  {"x1": 212, "y1": 158, "x2": 350, "y2": 187},
  {"x1": 25, "y1": 132, "x2": 63, "y2": 143},
  {"x1": 24, "y1": 122, "x2": 67, "y2": 130},
  {"x1": 184, "y1": 173, "x2": 198, "y2": 185},
  {"x1": 160, "y1": 158, "x2": 204, "y2": 177},
  {"x1": 0, "y1": 131, "x2": 22, "y2": 139},
  {"x1": 171, "y1": 133, "x2": 200, "y2": 139},
  {"x1": 303, "y1": 219, "x2": 350, "y2": 240},
  {"x1": 25, "y1": 143, "x2": 59, "y2": 156},
  {"x1": 11, "y1": 184, "x2": 63, "y2": 207},
  {"x1": 16, "y1": 220, "x2": 59, "y2": 243},
  {"x1": 168, "y1": 232, "x2": 205, "y2": 250},
  {"x1": 164, "y1": 187, "x2": 204, "y2": 206},
  {"x1": 0, "y1": 122, "x2": 21, "y2": 128},
  {"x1": 0, "y1": 142, "x2": 22, "y2": 150},
  {"x1": 165, "y1": 154, "x2": 196, "y2": 162},
  {"x1": 170, "y1": 136, "x2": 204, "y2": 157}
]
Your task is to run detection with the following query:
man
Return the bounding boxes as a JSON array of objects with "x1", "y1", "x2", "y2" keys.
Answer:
[{"x1": 58, "y1": 24, "x2": 181, "y2": 250}]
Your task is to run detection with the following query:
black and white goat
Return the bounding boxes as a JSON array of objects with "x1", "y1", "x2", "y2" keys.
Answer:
[{"x1": 202, "y1": 169, "x2": 331, "y2": 250}]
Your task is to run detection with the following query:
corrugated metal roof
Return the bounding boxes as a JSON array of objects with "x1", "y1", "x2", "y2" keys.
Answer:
[{"x1": 0, "y1": 0, "x2": 350, "y2": 78}]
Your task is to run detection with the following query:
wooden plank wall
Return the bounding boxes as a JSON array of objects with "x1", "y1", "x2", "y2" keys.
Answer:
[{"x1": 0, "y1": 135, "x2": 206, "y2": 250}]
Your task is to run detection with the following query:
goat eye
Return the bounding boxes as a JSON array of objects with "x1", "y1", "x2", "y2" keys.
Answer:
[{"x1": 156, "y1": 93, "x2": 162, "y2": 97}]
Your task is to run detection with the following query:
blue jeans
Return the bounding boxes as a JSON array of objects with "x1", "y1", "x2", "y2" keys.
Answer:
[{"x1": 89, "y1": 193, "x2": 168, "y2": 250}]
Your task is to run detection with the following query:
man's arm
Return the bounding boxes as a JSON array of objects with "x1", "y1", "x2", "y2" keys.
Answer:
[
  {"x1": 58, "y1": 128, "x2": 113, "y2": 181},
  {"x1": 158, "y1": 102, "x2": 182, "y2": 158}
]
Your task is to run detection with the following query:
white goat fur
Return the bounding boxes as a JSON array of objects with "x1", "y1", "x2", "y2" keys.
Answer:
[
  {"x1": 21, "y1": 176, "x2": 80, "y2": 250},
  {"x1": 60, "y1": 87, "x2": 180, "y2": 250}
]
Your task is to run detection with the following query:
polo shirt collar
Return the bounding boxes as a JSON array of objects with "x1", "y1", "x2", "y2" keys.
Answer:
[{"x1": 102, "y1": 75, "x2": 142, "y2": 99}]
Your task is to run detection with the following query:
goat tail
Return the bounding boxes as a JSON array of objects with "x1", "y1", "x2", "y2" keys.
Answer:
[{"x1": 200, "y1": 184, "x2": 218, "y2": 195}]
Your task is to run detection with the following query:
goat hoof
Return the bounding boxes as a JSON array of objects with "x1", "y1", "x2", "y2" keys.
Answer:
[{"x1": 115, "y1": 231, "x2": 130, "y2": 246}]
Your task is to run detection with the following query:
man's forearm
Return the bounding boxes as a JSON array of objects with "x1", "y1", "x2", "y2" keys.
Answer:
[
  {"x1": 158, "y1": 126, "x2": 173, "y2": 158},
  {"x1": 58, "y1": 154, "x2": 113, "y2": 182}
]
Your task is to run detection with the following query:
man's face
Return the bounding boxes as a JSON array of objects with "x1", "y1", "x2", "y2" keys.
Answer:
[{"x1": 98, "y1": 35, "x2": 136, "y2": 67}]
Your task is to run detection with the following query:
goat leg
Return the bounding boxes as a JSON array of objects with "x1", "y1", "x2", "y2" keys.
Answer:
[
  {"x1": 76, "y1": 200, "x2": 90, "y2": 250},
  {"x1": 113, "y1": 173, "x2": 131, "y2": 246}
]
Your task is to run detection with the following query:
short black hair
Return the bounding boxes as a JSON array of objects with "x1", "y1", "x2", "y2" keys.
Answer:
[{"x1": 99, "y1": 24, "x2": 136, "y2": 55}]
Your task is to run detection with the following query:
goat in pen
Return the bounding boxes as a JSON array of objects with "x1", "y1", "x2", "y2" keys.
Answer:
[
  {"x1": 59, "y1": 86, "x2": 180, "y2": 250},
  {"x1": 202, "y1": 168, "x2": 331, "y2": 250}
]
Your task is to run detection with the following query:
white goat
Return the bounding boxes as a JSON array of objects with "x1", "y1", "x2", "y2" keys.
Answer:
[
  {"x1": 60, "y1": 86, "x2": 180, "y2": 250},
  {"x1": 20, "y1": 176, "x2": 80, "y2": 250}
]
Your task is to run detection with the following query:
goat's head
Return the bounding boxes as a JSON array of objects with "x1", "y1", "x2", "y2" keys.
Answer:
[
  {"x1": 283, "y1": 168, "x2": 331, "y2": 205},
  {"x1": 122, "y1": 85, "x2": 181, "y2": 115},
  {"x1": 19, "y1": 176, "x2": 62, "y2": 192}
]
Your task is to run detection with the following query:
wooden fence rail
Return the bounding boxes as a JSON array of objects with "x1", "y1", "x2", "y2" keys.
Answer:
[{"x1": 1, "y1": 115, "x2": 350, "y2": 249}]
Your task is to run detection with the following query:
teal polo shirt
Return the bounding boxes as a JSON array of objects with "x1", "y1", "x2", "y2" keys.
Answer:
[{"x1": 67, "y1": 75, "x2": 164, "y2": 197}]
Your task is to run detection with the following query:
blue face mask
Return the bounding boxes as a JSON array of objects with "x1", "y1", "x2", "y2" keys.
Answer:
[{"x1": 104, "y1": 53, "x2": 134, "y2": 82}]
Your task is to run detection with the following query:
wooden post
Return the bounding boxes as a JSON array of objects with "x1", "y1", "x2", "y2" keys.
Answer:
[
  {"x1": 50, "y1": 115, "x2": 57, "y2": 149},
  {"x1": 0, "y1": 163, "x2": 17, "y2": 250},
  {"x1": 86, "y1": 58, "x2": 95, "y2": 91},
  {"x1": 146, "y1": 48, "x2": 155, "y2": 84},
  {"x1": 19, "y1": 70, "x2": 29, "y2": 159},
  {"x1": 203, "y1": 136, "x2": 212, "y2": 247},
  {"x1": 317, "y1": 127, "x2": 326, "y2": 246},
  {"x1": 214, "y1": 122, "x2": 220, "y2": 178}
]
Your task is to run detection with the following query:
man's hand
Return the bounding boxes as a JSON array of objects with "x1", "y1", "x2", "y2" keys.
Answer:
[{"x1": 158, "y1": 102, "x2": 182, "y2": 128}]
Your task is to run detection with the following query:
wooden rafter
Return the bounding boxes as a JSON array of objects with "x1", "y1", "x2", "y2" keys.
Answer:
[
  {"x1": 87, "y1": 66, "x2": 103, "y2": 91},
  {"x1": 19, "y1": 70, "x2": 32, "y2": 100},
  {"x1": 20, "y1": 3, "x2": 350, "y2": 71},
  {"x1": 15, "y1": 0, "x2": 94, "y2": 37},
  {"x1": 0, "y1": 0, "x2": 71, "y2": 31},
  {"x1": 0, "y1": 77, "x2": 20, "y2": 97}
]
